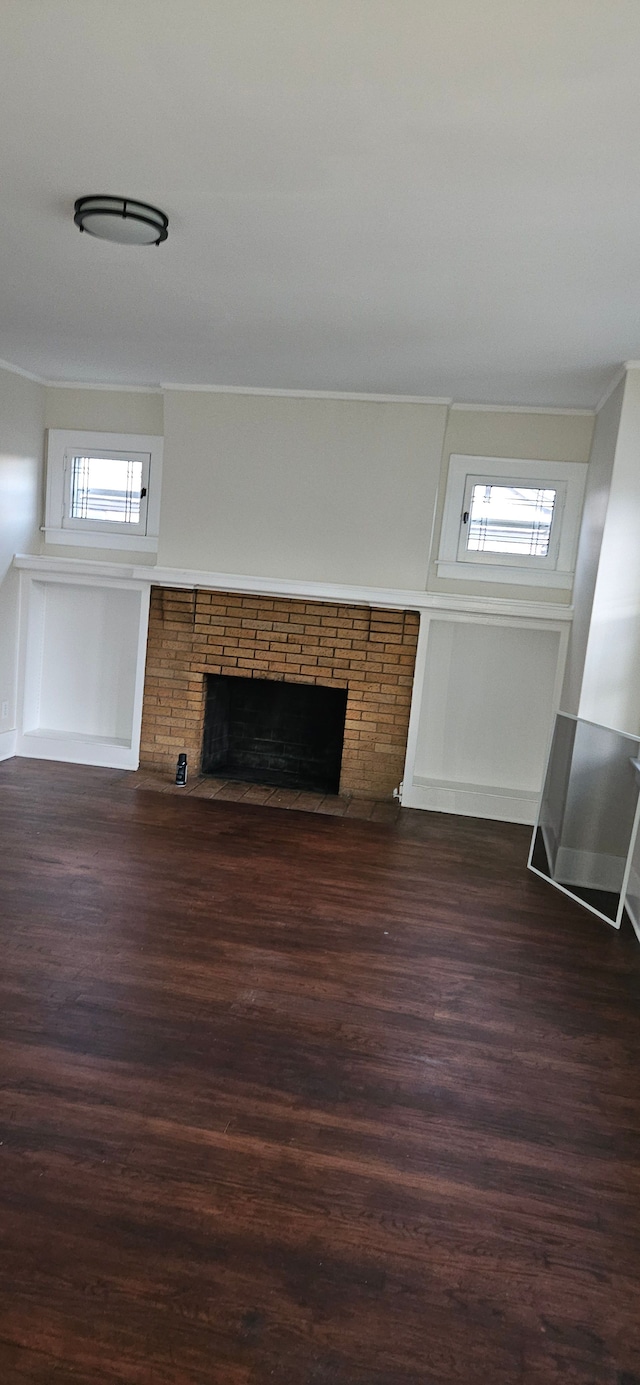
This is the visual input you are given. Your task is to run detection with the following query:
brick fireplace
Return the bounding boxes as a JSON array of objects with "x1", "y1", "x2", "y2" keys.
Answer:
[{"x1": 139, "y1": 588, "x2": 420, "y2": 798}]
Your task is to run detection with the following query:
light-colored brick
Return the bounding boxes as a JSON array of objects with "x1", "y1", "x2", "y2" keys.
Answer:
[{"x1": 139, "y1": 587, "x2": 418, "y2": 797}]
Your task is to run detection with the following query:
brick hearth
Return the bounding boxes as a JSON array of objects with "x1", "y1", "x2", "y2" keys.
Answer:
[{"x1": 139, "y1": 589, "x2": 419, "y2": 799}]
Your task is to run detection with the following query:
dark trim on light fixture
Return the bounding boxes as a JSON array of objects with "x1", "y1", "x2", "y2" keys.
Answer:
[{"x1": 73, "y1": 195, "x2": 169, "y2": 245}]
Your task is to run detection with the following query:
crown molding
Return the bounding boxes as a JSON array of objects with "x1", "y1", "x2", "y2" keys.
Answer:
[
  {"x1": 594, "y1": 365, "x2": 628, "y2": 414},
  {"x1": 0, "y1": 356, "x2": 47, "y2": 384},
  {"x1": 45, "y1": 380, "x2": 163, "y2": 394},
  {"x1": 0, "y1": 351, "x2": 623, "y2": 414},
  {"x1": 450, "y1": 402, "x2": 594, "y2": 417},
  {"x1": 593, "y1": 360, "x2": 640, "y2": 414},
  {"x1": 160, "y1": 382, "x2": 452, "y2": 405},
  {"x1": 0, "y1": 355, "x2": 451, "y2": 403},
  {"x1": 0, "y1": 357, "x2": 164, "y2": 392}
]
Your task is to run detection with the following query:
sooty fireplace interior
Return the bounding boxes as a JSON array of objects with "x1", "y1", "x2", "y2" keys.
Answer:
[{"x1": 202, "y1": 674, "x2": 348, "y2": 794}]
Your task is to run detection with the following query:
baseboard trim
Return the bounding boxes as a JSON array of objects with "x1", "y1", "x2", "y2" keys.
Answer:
[
  {"x1": 0, "y1": 728, "x2": 17, "y2": 761},
  {"x1": 16, "y1": 732, "x2": 138, "y2": 771},
  {"x1": 403, "y1": 776, "x2": 538, "y2": 824}
]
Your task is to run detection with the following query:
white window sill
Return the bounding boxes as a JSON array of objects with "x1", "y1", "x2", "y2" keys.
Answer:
[
  {"x1": 435, "y1": 560, "x2": 573, "y2": 589},
  {"x1": 43, "y1": 527, "x2": 158, "y2": 553}
]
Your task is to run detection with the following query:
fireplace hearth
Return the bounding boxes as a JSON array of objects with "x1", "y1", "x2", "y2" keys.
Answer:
[
  {"x1": 140, "y1": 588, "x2": 419, "y2": 799},
  {"x1": 202, "y1": 674, "x2": 347, "y2": 794}
]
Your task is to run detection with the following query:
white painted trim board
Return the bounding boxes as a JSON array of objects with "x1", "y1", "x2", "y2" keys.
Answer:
[
  {"x1": 402, "y1": 776, "x2": 538, "y2": 824},
  {"x1": 13, "y1": 555, "x2": 574, "y2": 623},
  {"x1": 0, "y1": 729, "x2": 17, "y2": 761}
]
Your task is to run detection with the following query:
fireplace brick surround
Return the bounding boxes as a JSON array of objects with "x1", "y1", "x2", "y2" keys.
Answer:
[{"x1": 139, "y1": 588, "x2": 420, "y2": 798}]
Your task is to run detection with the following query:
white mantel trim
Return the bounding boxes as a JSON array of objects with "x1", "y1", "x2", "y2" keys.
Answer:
[
  {"x1": 13, "y1": 554, "x2": 572, "y2": 817},
  {"x1": 13, "y1": 555, "x2": 573, "y2": 623},
  {"x1": 15, "y1": 554, "x2": 144, "y2": 582}
]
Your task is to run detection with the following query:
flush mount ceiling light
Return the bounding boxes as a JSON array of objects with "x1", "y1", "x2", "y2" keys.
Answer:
[{"x1": 73, "y1": 195, "x2": 168, "y2": 245}]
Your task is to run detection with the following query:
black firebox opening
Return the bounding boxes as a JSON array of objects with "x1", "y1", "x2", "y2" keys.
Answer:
[{"x1": 202, "y1": 675, "x2": 348, "y2": 795}]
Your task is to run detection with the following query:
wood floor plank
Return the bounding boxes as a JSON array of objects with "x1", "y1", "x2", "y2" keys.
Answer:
[{"x1": 1, "y1": 758, "x2": 640, "y2": 1383}]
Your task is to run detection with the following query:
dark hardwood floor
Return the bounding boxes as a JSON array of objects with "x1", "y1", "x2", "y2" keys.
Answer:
[{"x1": 1, "y1": 759, "x2": 640, "y2": 1385}]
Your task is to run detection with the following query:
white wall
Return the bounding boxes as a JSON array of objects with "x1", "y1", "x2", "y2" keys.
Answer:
[
  {"x1": 561, "y1": 378, "x2": 624, "y2": 714},
  {"x1": 44, "y1": 386, "x2": 163, "y2": 435},
  {"x1": 429, "y1": 406, "x2": 595, "y2": 603},
  {"x1": 41, "y1": 387, "x2": 163, "y2": 564},
  {"x1": 0, "y1": 365, "x2": 45, "y2": 739},
  {"x1": 9, "y1": 380, "x2": 593, "y2": 818},
  {"x1": 158, "y1": 390, "x2": 449, "y2": 588},
  {"x1": 579, "y1": 368, "x2": 640, "y2": 734},
  {"x1": 40, "y1": 385, "x2": 597, "y2": 598}
]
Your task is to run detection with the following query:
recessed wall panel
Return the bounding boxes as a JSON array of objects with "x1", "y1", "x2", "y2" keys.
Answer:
[
  {"x1": 414, "y1": 619, "x2": 561, "y2": 792},
  {"x1": 32, "y1": 583, "x2": 139, "y2": 741}
]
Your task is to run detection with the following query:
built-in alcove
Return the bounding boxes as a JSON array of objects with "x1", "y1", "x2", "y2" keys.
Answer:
[
  {"x1": 202, "y1": 674, "x2": 348, "y2": 794},
  {"x1": 403, "y1": 612, "x2": 567, "y2": 821},
  {"x1": 16, "y1": 574, "x2": 150, "y2": 769},
  {"x1": 11, "y1": 563, "x2": 571, "y2": 821}
]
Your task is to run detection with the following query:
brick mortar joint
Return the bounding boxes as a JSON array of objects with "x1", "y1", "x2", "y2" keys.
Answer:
[{"x1": 141, "y1": 588, "x2": 417, "y2": 797}]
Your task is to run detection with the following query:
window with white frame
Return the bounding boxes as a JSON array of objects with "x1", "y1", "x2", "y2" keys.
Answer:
[
  {"x1": 44, "y1": 430, "x2": 163, "y2": 551},
  {"x1": 436, "y1": 455, "x2": 587, "y2": 588}
]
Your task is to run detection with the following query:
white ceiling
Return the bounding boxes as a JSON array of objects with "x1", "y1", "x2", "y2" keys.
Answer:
[{"x1": 1, "y1": 0, "x2": 640, "y2": 406}]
